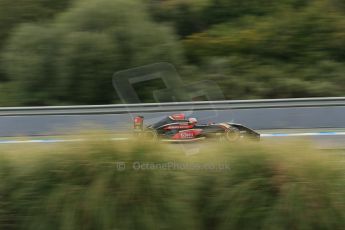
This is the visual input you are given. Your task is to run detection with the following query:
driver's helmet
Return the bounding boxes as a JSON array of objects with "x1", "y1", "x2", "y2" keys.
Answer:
[{"x1": 188, "y1": 117, "x2": 197, "y2": 124}]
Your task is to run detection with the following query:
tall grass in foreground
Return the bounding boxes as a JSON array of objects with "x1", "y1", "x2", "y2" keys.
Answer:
[{"x1": 0, "y1": 140, "x2": 344, "y2": 230}]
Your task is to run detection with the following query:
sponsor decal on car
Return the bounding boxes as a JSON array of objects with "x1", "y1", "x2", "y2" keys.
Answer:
[
  {"x1": 172, "y1": 129, "x2": 203, "y2": 139},
  {"x1": 164, "y1": 124, "x2": 194, "y2": 130}
]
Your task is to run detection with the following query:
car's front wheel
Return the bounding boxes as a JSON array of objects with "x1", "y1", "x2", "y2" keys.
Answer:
[{"x1": 225, "y1": 127, "x2": 240, "y2": 142}]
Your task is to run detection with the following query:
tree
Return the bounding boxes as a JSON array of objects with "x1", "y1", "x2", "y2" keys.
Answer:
[
  {"x1": 2, "y1": 0, "x2": 182, "y2": 105},
  {"x1": 0, "y1": 0, "x2": 73, "y2": 82}
]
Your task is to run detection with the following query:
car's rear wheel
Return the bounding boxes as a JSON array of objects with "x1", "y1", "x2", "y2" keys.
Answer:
[
  {"x1": 144, "y1": 129, "x2": 158, "y2": 141},
  {"x1": 225, "y1": 127, "x2": 240, "y2": 142}
]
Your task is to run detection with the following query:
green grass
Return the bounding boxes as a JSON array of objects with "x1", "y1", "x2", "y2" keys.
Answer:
[{"x1": 0, "y1": 139, "x2": 344, "y2": 230}]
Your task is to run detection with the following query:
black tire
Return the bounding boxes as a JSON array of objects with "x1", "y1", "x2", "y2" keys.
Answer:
[
  {"x1": 144, "y1": 129, "x2": 158, "y2": 141},
  {"x1": 225, "y1": 127, "x2": 240, "y2": 142}
]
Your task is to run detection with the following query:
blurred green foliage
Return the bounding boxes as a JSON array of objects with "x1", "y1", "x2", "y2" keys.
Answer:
[
  {"x1": 0, "y1": 0, "x2": 344, "y2": 105},
  {"x1": 0, "y1": 0, "x2": 181, "y2": 105},
  {"x1": 0, "y1": 0, "x2": 72, "y2": 80},
  {"x1": 0, "y1": 140, "x2": 344, "y2": 229}
]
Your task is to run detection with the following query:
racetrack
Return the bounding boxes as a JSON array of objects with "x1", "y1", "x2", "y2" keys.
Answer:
[
  {"x1": 1, "y1": 106, "x2": 345, "y2": 137},
  {"x1": 1, "y1": 129, "x2": 345, "y2": 150},
  {"x1": 0, "y1": 98, "x2": 344, "y2": 148}
]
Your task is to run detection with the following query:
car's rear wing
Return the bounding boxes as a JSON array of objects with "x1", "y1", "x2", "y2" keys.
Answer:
[{"x1": 134, "y1": 116, "x2": 144, "y2": 131}]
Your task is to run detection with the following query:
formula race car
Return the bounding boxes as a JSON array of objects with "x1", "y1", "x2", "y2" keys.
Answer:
[{"x1": 133, "y1": 114, "x2": 260, "y2": 142}]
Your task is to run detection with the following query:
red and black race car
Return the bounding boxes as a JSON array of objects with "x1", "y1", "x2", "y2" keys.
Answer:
[{"x1": 133, "y1": 114, "x2": 260, "y2": 142}]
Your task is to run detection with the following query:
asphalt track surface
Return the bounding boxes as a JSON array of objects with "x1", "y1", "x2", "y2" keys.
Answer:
[
  {"x1": 1, "y1": 106, "x2": 345, "y2": 137},
  {"x1": 0, "y1": 129, "x2": 344, "y2": 149}
]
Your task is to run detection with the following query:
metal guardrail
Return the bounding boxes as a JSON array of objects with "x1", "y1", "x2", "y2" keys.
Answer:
[{"x1": 0, "y1": 97, "x2": 345, "y2": 116}]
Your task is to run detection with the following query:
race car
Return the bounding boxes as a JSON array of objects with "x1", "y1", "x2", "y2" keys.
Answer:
[{"x1": 133, "y1": 114, "x2": 260, "y2": 142}]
